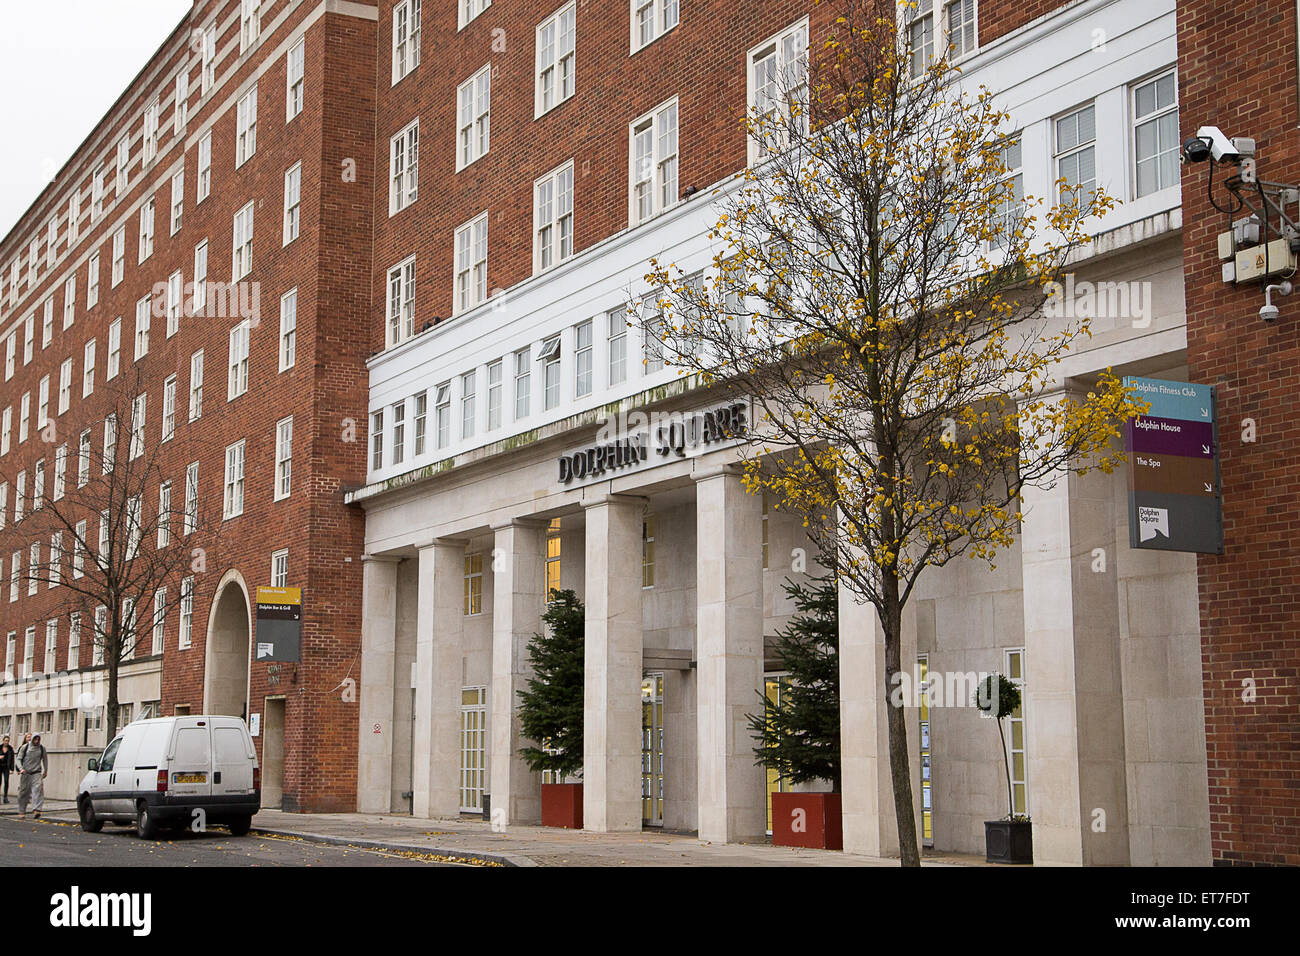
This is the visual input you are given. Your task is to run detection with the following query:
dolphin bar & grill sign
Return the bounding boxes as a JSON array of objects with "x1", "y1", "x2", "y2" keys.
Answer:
[{"x1": 558, "y1": 401, "x2": 750, "y2": 486}]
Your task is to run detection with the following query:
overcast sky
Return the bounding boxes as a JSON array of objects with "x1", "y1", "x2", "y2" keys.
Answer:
[{"x1": 0, "y1": 0, "x2": 192, "y2": 240}]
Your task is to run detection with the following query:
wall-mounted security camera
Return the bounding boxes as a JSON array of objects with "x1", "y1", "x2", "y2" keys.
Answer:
[
  {"x1": 1262, "y1": 280, "x2": 1292, "y2": 322},
  {"x1": 1183, "y1": 126, "x2": 1243, "y2": 165},
  {"x1": 1200, "y1": 126, "x2": 1241, "y2": 164}
]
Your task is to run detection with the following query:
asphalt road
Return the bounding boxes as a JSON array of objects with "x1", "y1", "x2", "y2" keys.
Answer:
[{"x1": 0, "y1": 815, "x2": 459, "y2": 867}]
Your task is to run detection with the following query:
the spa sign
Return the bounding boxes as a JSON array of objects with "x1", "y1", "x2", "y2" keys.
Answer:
[{"x1": 558, "y1": 401, "x2": 749, "y2": 486}]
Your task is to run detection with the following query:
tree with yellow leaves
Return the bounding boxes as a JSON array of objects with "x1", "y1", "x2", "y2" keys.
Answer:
[{"x1": 644, "y1": 0, "x2": 1146, "y2": 866}]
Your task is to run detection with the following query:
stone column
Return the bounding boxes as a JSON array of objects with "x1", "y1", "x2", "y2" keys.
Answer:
[
  {"x1": 411, "y1": 540, "x2": 465, "y2": 819},
  {"x1": 1019, "y1": 390, "x2": 1128, "y2": 865},
  {"x1": 694, "y1": 467, "x2": 766, "y2": 843},
  {"x1": 357, "y1": 555, "x2": 401, "y2": 813},
  {"x1": 583, "y1": 495, "x2": 645, "y2": 832},
  {"x1": 489, "y1": 520, "x2": 545, "y2": 825}
]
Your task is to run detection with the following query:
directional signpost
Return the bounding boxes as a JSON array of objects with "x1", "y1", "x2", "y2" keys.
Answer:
[
  {"x1": 255, "y1": 586, "x2": 303, "y2": 662},
  {"x1": 1124, "y1": 376, "x2": 1223, "y2": 554}
]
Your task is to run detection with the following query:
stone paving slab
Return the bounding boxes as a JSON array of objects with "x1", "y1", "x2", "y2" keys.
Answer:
[
  {"x1": 242, "y1": 810, "x2": 982, "y2": 867},
  {"x1": 35, "y1": 804, "x2": 989, "y2": 866}
]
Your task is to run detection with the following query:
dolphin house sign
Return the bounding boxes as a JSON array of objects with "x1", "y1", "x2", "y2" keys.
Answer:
[{"x1": 557, "y1": 401, "x2": 750, "y2": 486}]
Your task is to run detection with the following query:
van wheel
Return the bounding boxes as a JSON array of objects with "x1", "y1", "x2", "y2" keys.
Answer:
[
  {"x1": 227, "y1": 815, "x2": 252, "y2": 837},
  {"x1": 136, "y1": 803, "x2": 161, "y2": 840},
  {"x1": 78, "y1": 798, "x2": 103, "y2": 833}
]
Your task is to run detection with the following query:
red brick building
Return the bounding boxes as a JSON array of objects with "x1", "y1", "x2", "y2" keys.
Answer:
[
  {"x1": 0, "y1": 0, "x2": 375, "y2": 811},
  {"x1": 1177, "y1": 0, "x2": 1300, "y2": 866}
]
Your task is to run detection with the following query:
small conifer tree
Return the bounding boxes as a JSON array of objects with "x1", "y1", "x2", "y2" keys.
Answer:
[
  {"x1": 518, "y1": 589, "x2": 586, "y2": 778},
  {"x1": 748, "y1": 574, "x2": 841, "y2": 791}
]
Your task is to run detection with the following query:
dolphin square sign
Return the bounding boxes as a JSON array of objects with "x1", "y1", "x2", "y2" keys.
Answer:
[{"x1": 1124, "y1": 377, "x2": 1223, "y2": 554}]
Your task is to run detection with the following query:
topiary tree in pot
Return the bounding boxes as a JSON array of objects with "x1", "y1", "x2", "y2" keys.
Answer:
[
  {"x1": 974, "y1": 672, "x2": 1032, "y2": 863},
  {"x1": 517, "y1": 588, "x2": 585, "y2": 827},
  {"x1": 747, "y1": 573, "x2": 843, "y2": 849}
]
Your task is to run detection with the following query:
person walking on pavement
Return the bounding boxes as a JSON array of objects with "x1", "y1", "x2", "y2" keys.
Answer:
[
  {"x1": 0, "y1": 735, "x2": 14, "y2": 803},
  {"x1": 16, "y1": 733, "x2": 48, "y2": 819}
]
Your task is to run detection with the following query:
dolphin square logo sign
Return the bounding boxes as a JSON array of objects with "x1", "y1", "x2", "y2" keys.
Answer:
[{"x1": 1124, "y1": 376, "x2": 1223, "y2": 554}]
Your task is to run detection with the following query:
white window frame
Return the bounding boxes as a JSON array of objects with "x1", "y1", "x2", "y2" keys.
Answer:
[
  {"x1": 162, "y1": 375, "x2": 177, "y2": 442},
  {"x1": 629, "y1": 98, "x2": 679, "y2": 226},
  {"x1": 1132, "y1": 69, "x2": 1179, "y2": 199},
  {"x1": 167, "y1": 271, "x2": 183, "y2": 337},
  {"x1": 63, "y1": 275, "x2": 76, "y2": 329},
  {"x1": 227, "y1": 321, "x2": 250, "y2": 400},
  {"x1": 193, "y1": 240, "x2": 208, "y2": 314},
  {"x1": 454, "y1": 213, "x2": 488, "y2": 314},
  {"x1": 189, "y1": 350, "x2": 204, "y2": 421},
  {"x1": 107, "y1": 318, "x2": 121, "y2": 380},
  {"x1": 630, "y1": 0, "x2": 679, "y2": 54},
  {"x1": 201, "y1": 24, "x2": 217, "y2": 95},
  {"x1": 392, "y1": 0, "x2": 423, "y2": 84},
  {"x1": 184, "y1": 462, "x2": 199, "y2": 535},
  {"x1": 533, "y1": 161, "x2": 574, "y2": 274},
  {"x1": 58, "y1": 358, "x2": 72, "y2": 414},
  {"x1": 223, "y1": 440, "x2": 246, "y2": 519},
  {"x1": 386, "y1": 256, "x2": 416, "y2": 348},
  {"x1": 143, "y1": 100, "x2": 159, "y2": 165},
  {"x1": 170, "y1": 169, "x2": 184, "y2": 235},
  {"x1": 456, "y1": 65, "x2": 491, "y2": 170},
  {"x1": 111, "y1": 227, "x2": 125, "y2": 286},
  {"x1": 236, "y1": 85, "x2": 258, "y2": 168},
  {"x1": 275, "y1": 416, "x2": 292, "y2": 500},
  {"x1": 389, "y1": 119, "x2": 420, "y2": 215},
  {"x1": 240, "y1": 0, "x2": 262, "y2": 53},
  {"x1": 175, "y1": 69, "x2": 189, "y2": 135},
  {"x1": 287, "y1": 37, "x2": 305, "y2": 121},
  {"x1": 87, "y1": 251, "x2": 100, "y2": 307},
  {"x1": 134, "y1": 294, "x2": 151, "y2": 361},
  {"x1": 283, "y1": 162, "x2": 302, "y2": 245},
  {"x1": 535, "y1": 3, "x2": 576, "y2": 118},
  {"x1": 280, "y1": 288, "x2": 297, "y2": 371},
  {"x1": 198, "y1": 131, "x2": 212, "y2": 202},
  {"x1": 158, "y1": 480, "x2": 173, "y2": 548},
  {"x1": 574, "y1": 319, "x2": 592, "y2": 398},
  {"x1": 747, "y1": 19, "x2": 810, "y2": 163},
  {"x1": 77, "y1": 429, "x2": 91, "y2": 487},
  {"x1": 1055, "y1": 102, "x2": 1097, "y2": 207},
  {"x1": 232, "y1": 202, "x2": 254, "y2": 281},
  {"x1": 271, "y1": 549, "x2": 289, "y2": 588},
  {"x1": 459, "y1": 0, "x2": 490, "y2": 31}
]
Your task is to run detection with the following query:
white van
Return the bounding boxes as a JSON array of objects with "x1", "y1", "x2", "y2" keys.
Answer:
[{"x1": 77, "y1": 715, "x2": 261, "y2": 838}]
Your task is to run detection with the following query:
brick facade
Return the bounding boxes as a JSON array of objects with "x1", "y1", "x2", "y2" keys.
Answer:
[
  {"x1": 1177, "y1": 0, "x2": 1300, "y2": 865},
  {"x1": 0, "y1": 0, "x2": 374, "y2": 812}
]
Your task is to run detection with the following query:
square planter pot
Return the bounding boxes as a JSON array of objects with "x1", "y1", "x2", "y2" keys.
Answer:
[
  {"x1": 772, "y1": 792, "x2": 843, "y2": 850},
  {"x1": 541, "y1": 783, "x2": 583, "y2": 829},
  {"x1": 984, "y1": 819, "x2": 1033, "y2": 864}
]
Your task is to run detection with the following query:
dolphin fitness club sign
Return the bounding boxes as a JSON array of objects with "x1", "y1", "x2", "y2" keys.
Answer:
[
  {"x1": 558, "y1": 401, "x2": 750, "y2": 486},
  {"x1": 1124, "y1": 376, "x2": 1223, "y2": 554}
]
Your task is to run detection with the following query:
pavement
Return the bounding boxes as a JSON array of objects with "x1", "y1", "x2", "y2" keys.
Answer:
[
  {"x1": 8, "y1": 798, "x2": 987, "y2": 866},
  {"x1": 0, "y1": 813, "x2": 463, "y2": 866}
]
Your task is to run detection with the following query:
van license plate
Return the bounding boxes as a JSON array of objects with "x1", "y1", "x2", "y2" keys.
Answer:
[{"x1": 173, "y1": 772, "x2": 206, "y2": 784}]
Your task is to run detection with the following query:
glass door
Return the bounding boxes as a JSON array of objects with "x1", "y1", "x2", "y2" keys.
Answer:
[{"x1": 641, "y1": 673, "x2": 664, "y2": 826}]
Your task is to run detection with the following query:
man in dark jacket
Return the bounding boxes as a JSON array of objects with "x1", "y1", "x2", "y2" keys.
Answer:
[{"x1": 0, "y1": 735, "x2": 14, "y2": 803}]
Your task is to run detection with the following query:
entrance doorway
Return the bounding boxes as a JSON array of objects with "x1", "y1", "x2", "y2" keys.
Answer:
[
  {"x1": 641, "y1": 673, "x2": 664, "y2": 827},
  {"x1": 262, "y1": 697, "x2": 286, "y2": 809},
  {"x1": 204, "y1": 575, "x2": 251, "y2": 718}
]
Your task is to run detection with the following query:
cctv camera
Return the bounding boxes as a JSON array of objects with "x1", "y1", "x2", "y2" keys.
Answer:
[
  {"x1": 1196, "y1": 126, "x2": 1241, "y2": 164},
  {"x1": 1260, "y1": 303, "x2": 1279, "y2": 322},
  {"x1": 1182, "y1": 136, "x2": 1211, "y2": 164}
]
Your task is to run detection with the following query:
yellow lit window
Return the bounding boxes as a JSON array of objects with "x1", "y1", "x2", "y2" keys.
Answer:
[
  {"x1": 642, "y1": 516, "x2": 656, "y2": 588},
  {"x1": 463, "y1": 552, "x2": 483, "y2": 615}
]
